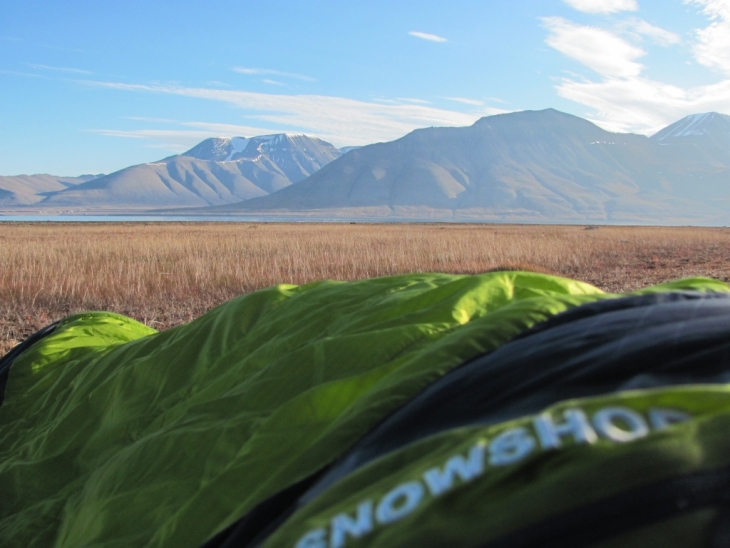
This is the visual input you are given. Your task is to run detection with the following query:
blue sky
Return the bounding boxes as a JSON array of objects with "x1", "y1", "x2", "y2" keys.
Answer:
[{"x1": 2, "y1": 0, "x2": 729, "y2": 176}]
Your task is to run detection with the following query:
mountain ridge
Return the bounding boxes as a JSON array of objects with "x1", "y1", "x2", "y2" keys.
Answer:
[{"x1": 202, "y1": 109, "x2": 730, "y2": 224}]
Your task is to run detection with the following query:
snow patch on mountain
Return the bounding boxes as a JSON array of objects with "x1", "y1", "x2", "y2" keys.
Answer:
[
  {"x1": 653, "y1": 112, "x2": 730, "y2": 141},
  {"x1": 225, "y1": 137, "x2": 249, "y2": 160}
]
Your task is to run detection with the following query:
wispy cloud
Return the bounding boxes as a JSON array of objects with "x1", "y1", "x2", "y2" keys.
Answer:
[
  {"x1": 555, "y1": 76, "x2": 730, "y2": 133},
  {"x1": 618, "y1": 18, "x2": 682, "y2": 46},
  {"x1": 445, "y1": 97, "x2": 485, "y2": 106},
  {"x1": 685, "y1": 0, "x2": 730, "y2": 75},
  {"x1": 182, "y1": 121, "x2": 288, "y2": 136},
  {"x1": 398, "y1": 98, "x2": 432, "y2": 104},
  {"x1": 88, "y1": 128, "x2": 212, "y2": 141},
  {"x1": 0, "y1": 69, "x2": 44, "y2": 78},
  {"x1": 408, "y1": 31, "x2": 447, "y2": 43},
  {"x1": 90, "y1": 121, "x2": 305, "y2": 152},
  {"x1": 125, "y1": 116, "x2": 178, "y2": 123},
  {"x1": 262, "y1": 79, "x2": 285, "y2": 86},
  {"x1": 543, "y1": 17, "x2": 645, "y2": 77},
  {"x1": 563, "y1": 0, "x2": 638, "y2": 14},
  {"x1": 543, "y1": 8, "x2": 730, "y2": 134},
  {"x1": 203, "y1": 80, "x2": 233, "y2": 88},
  {"x1": 82, "y1": 80, "x2": 478, "y2": 147},
  {"x1": 480, "y1": 107, "x2": 512, "y2": 116},
  {"x1": 28, "y1": 63, "x2": 92, "y2": 74},
  {"x1": 233, "y1": 67, "x2": 315, "y2": 82}
]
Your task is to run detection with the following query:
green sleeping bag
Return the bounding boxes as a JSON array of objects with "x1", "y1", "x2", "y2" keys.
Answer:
[{"x1": 0, "y1": 272, "x2": 728, "y2": 547}]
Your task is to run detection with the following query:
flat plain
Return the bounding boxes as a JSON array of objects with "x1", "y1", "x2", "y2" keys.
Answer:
[{"x1": 2, "y1": 222, "x2": 729, "y2": 355}]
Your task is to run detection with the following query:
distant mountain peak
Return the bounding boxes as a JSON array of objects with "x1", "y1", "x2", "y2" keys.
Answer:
[
  {"x1": 180, "y1": 133, "x2": 332, "y2": 162},
  {"x1": 652, "y1": 112, "x2": 730, "y2": 141},
  {"x1": 470, "y1": 108, "x2": 608, "y2": 136}
]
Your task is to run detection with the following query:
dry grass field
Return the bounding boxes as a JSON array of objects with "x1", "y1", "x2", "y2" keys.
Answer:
[{"x1": 2, "y1": 222, "x2": 730, "y2": 355}]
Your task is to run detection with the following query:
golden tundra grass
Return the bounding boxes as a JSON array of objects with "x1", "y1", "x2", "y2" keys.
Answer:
[{"x1": 2, "y1": 222, "x2": 730, "y2": 354}]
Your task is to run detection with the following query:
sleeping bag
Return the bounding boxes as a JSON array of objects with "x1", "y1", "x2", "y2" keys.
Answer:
[{"x1": 1, "y1": 272, "x2": 729, "y2": 548}]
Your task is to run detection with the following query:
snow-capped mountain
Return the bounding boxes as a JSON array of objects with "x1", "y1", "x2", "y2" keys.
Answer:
[
  {"x1": 180, "y1": 134, "x2": 341, "y2": 183},
  {"x1": 652, "y1": 112, "x2": 730, "y2": 141},
  {"x1": 650, "y1": 113, "x2": 730, "y2": 166}
]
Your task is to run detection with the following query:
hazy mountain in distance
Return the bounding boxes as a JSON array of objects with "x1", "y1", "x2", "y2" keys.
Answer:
[
  {"x1": 0, "y1": 174, "x2": 99, "y2": 206},
  {"x1": 652, "y1": 112, "x2": 730, "y2": 149},
  {"x1": 34, "y1": 134, "x2": 341, "y2": 210},
  {"x1": 209, "y1": 109, "x2": 730, "y2": 224},
  {"x1": 647, "y1": 112, "x2": 730, "y2": 212},
  {"x1": 339, "y1": 146, "x2": 362, "y2": 154}
]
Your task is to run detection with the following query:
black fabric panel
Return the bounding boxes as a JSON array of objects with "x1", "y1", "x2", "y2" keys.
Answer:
[
  {"x1": 481, "y1": 465, "x2": 730, "y2": 548},
  {"x1": 0, "y1": 321, "x2": 59, "y2": 406}
]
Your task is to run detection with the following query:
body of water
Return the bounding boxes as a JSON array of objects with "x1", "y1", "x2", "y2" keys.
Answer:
[{"x1": 0, "y1": 215, "x2": 407, "y2": 223}]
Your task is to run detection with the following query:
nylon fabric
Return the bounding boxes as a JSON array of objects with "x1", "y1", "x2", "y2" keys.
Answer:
[
  {"x1": 292, "y1": 290, "x2": 730, "y2": 510},
  {"x1": 0, "y1": 272, "x2": 610, "y2": 548}
]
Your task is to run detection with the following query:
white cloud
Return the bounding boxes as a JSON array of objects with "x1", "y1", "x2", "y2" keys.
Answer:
[
  {"x1": 480, "y1": 107, "x2": 513, "y2": 116},
  {"x1": 28, "y1": 63, "x2": 92, "y2": 74},
  {"x1": 82, "y1": 81, "x2": 479, "y2": 147},
  {"x1": 445, "y1": 97, "x2": 485, "y2": 106},
  {"x1": 88, "y1": 129, "x2": 217, "y2": 155},
  {"x1": 98, "y1": 129, "x2": 194, "y2": 139},
  {"x1": 686, "y1": 0, "x2": 730, "y2": 18},
  {"x1": 619, "y1": 18, "x2": 682, "y2": 46},
  {"x1": 183, "y1": 121, "x2": 290, "y2": 136},
  {"x1": 233, "y1": 67, "x2": 315, "y2": 82},
  {"x1": 262, "y1": 79, "x2": 285, "y2": 86},
  {"x1": 685, "y1": 0, "x2": 730, "y2": 74},
  {"x1": 408, "y1": 31, "x2": 447, "y2": 43},
  {"x1": 398, "y1": 98, "x2": 432, "y2": 104},
  {"x1": 89, "y1": 121, "x2": 281, "y2": 152},
  {"x1": 203, "y1": 80, "x2": 233, "y2": 88},
  {"x1": 543, "y1": 17, "x2": 645, "y2": 77},
  {"x1": 563, "y1": 0, "x2": 639, "y2": 14},
  {"x1": 555, "y1": 76, "x2": 730, "y2": 133},
  {"x1": 543, "y1": 9, "x2": 730, "y2": 135},
  {"x1": 125, "y1": 116, "x2": 177, "y2": 123}
]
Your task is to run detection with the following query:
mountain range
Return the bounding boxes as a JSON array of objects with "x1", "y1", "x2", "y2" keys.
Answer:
[
  {"x1": 0, "y1": 134, "x2": 342, "y2": 210},
  {"x1": 208, "y1": 109, "x2": 730, "y2": 224},
  {"x1": 3, "y1": 109, "x2": 730, "y2": 224}
]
